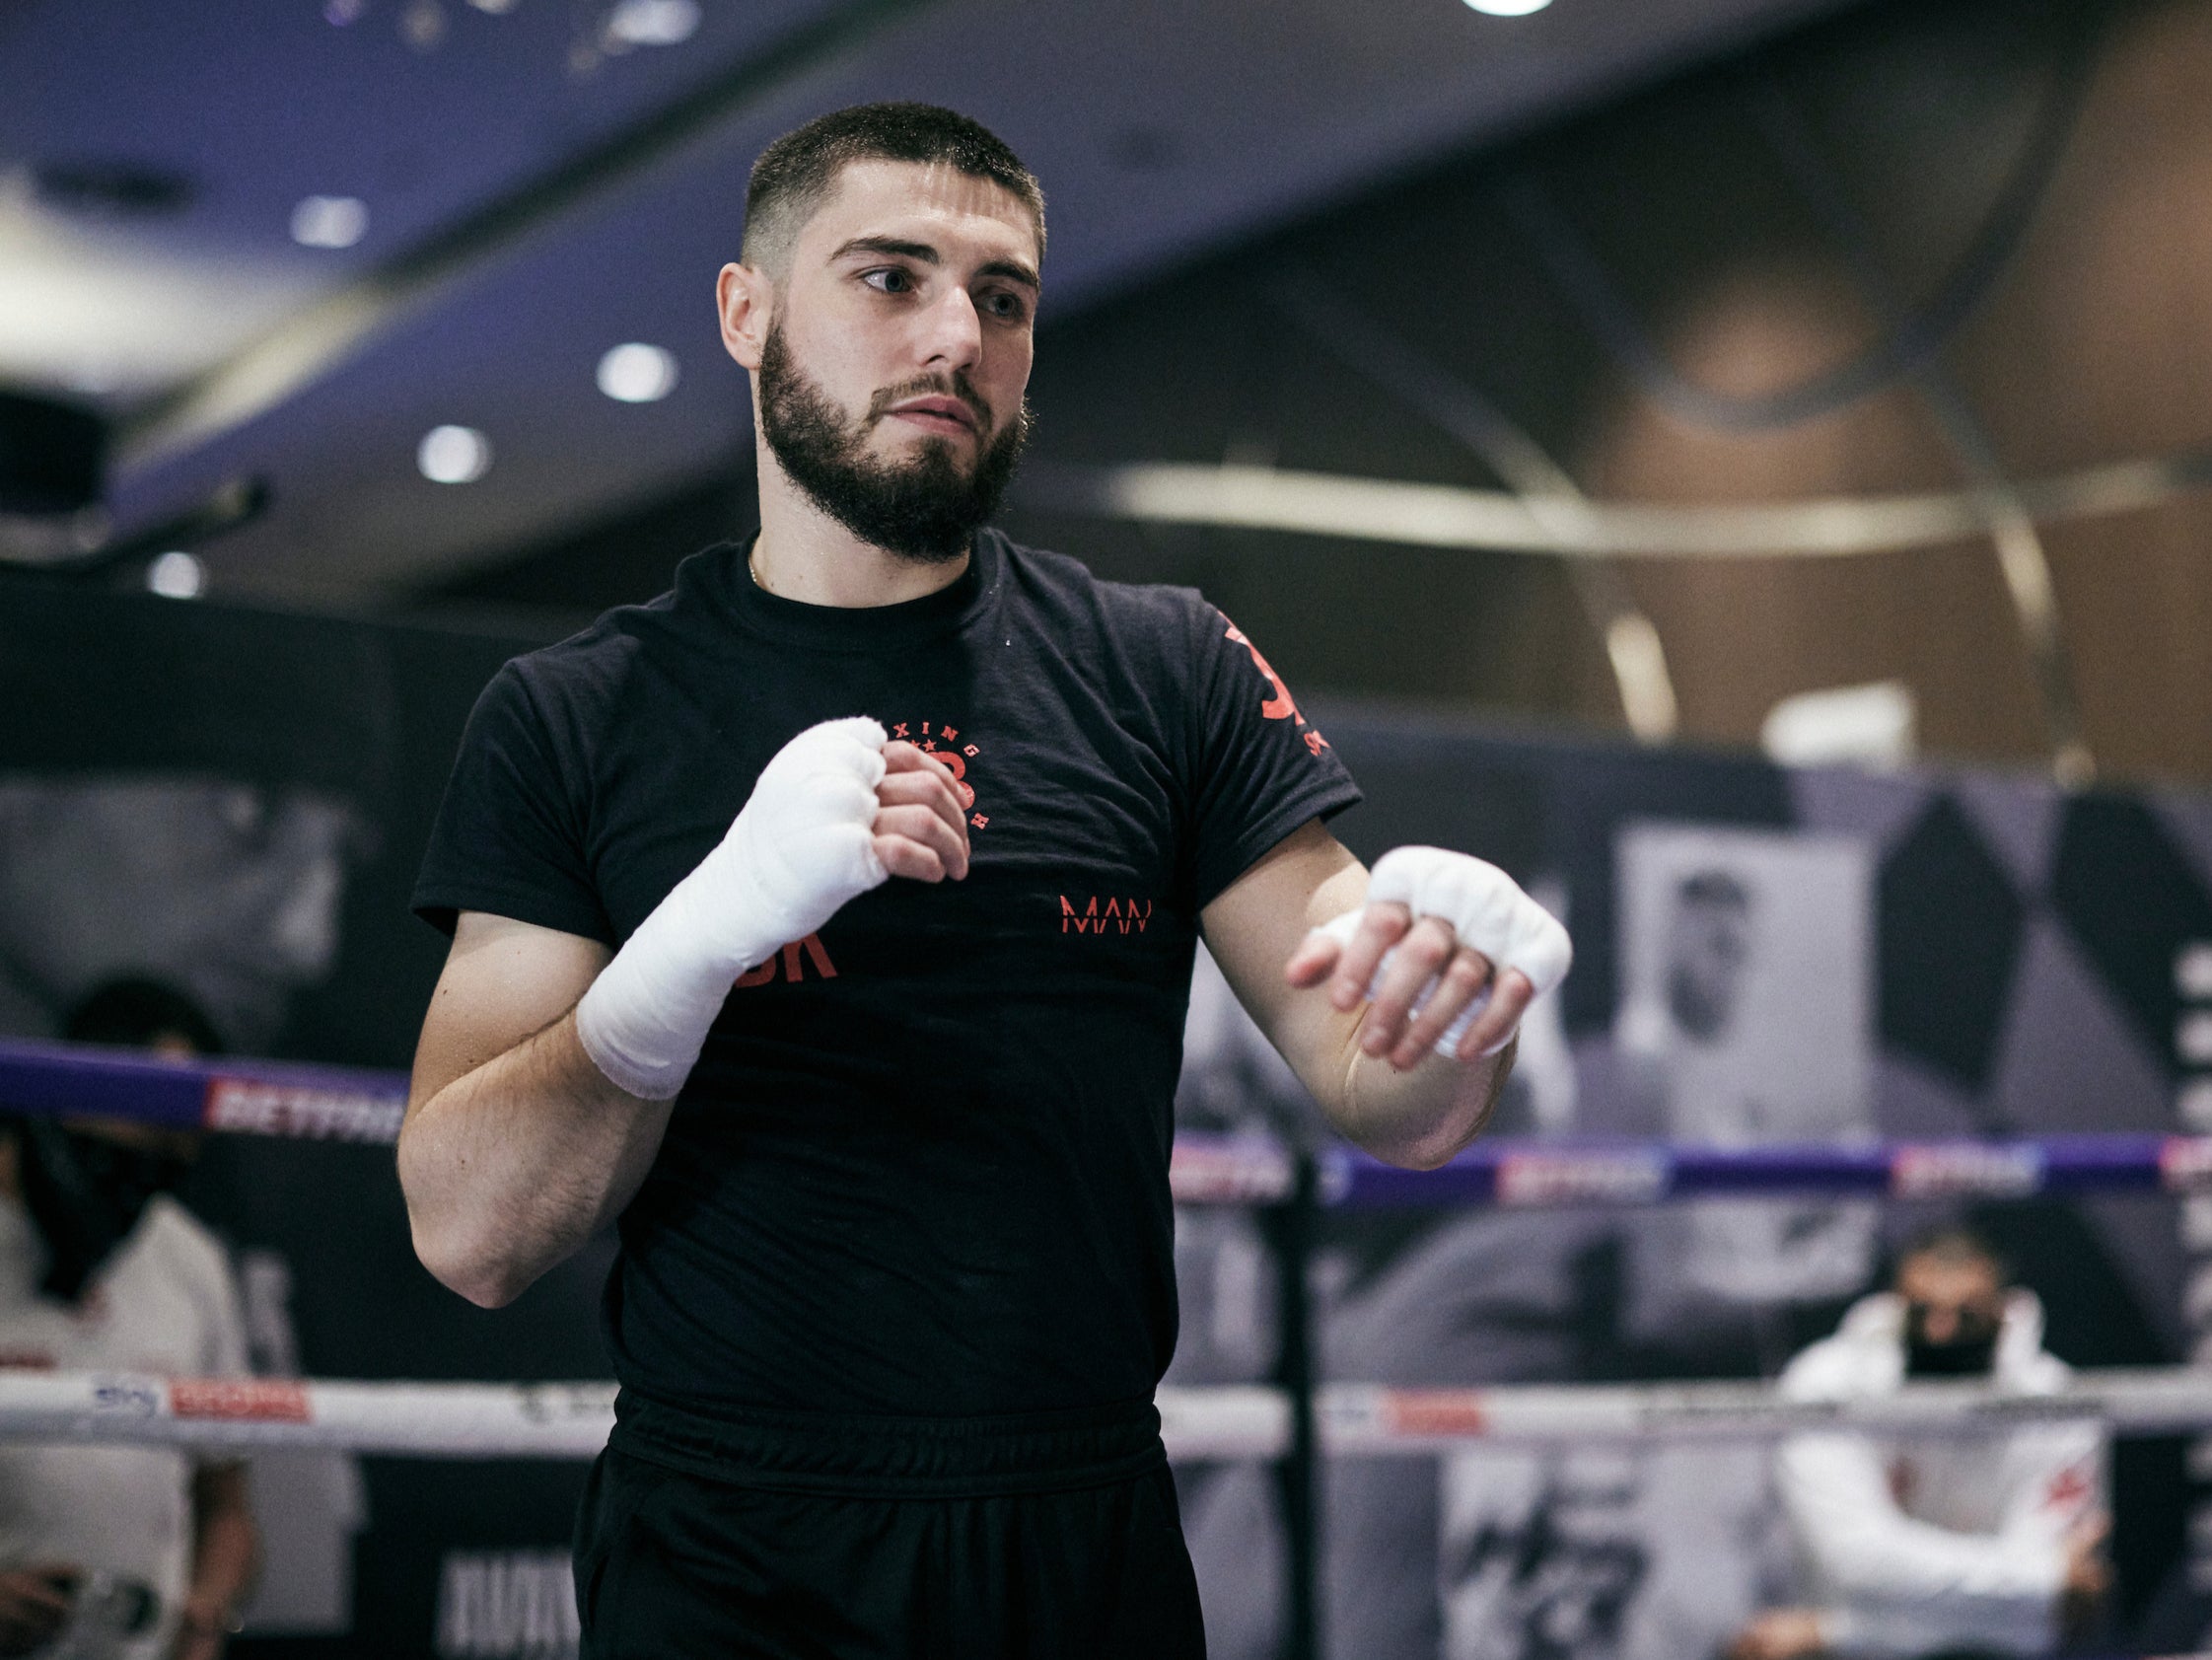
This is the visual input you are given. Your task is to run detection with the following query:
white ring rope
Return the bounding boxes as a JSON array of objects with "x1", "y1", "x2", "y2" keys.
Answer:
[{"x1": 8, "y1": 1369, "x2": 2210, "y2": 1462}]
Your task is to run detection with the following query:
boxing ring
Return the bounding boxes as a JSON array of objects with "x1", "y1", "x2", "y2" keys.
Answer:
[{"x1": 5, "y1": 1035, "x2": 2210, "y2": 1657}]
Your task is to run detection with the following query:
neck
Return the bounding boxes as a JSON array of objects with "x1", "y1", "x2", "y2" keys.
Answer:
[{"x1": 750, "y1": 439, "x2": 970, "y2": 608}]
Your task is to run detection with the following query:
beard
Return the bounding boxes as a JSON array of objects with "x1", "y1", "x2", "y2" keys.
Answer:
[
  {"x1": 1902, "y1": 1303, "x2": 2000, "y2": 1377},
  {"x1": 757, "y1": 320, "x2": 1028, "y2": 564}
]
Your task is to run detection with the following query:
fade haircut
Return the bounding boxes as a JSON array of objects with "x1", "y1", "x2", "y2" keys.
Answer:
[
  {"x1": 742, "y1": 102, "x2": 1044, "y2": 277},
  {"x1": 1898, "y1": 1224, "x2": 2009, "y2": 1282}
]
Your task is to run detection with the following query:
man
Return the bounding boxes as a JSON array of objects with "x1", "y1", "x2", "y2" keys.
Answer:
[
  {"x1": 1729, "y1": 1229, "x2": 2108, "y2": 1660},
  {"x1": 0, "y1": 979, "x2": 258, "y2": 1660},
  {"x1": 400, "y1": 103, "x2": 1570, "y2": 1656}
]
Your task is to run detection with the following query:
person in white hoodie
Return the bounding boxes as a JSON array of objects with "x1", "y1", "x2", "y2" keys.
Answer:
[{"x1": 1728, "y1": 1228, "x2": 2108, "y2": 1660}]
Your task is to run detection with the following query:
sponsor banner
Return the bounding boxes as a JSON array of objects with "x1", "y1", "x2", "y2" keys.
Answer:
[
  {"x1": 1170, "y1": 1135, "x2": 1294, "y2": 1204},
  {"x1": 434, "y1": 1550, "x2": 580, "y2": 1660},
  {"x1": 2166, "y1": 1136, "x2": 2212, "y2": 1193},
  {"x1": 203, "y1": 1075, "x2": 406, "y2": 1143},
  {"x1": 1495, "y1": 1148, "x2": 1670, "y2": 1207},
  {"x1": 170, "y1": 1377, "x2": 313, "y2": 1422},
  {"x1": 1889, "y1": 1140, "x2": 2047, "y2": 1198}
]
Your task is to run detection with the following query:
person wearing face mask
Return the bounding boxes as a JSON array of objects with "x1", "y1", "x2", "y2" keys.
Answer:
[
  {"x1": 1727, "y1": 1229, "x2": 2108, "y2": 1660},
  {"x1": 0, "y1": 980, "x2": 258, "y2": 1660}
]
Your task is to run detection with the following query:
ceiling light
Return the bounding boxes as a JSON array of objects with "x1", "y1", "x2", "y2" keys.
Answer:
[
  {"x1": 1464, "y1": 0, "x2": 1552, "y2": 13},
  {"x1": 291, "y1": 195, "x2": 368, "y2": 250},
  {"x1": 146, "y1": 550, "x2": 205, "y2": 600},
  {"x1": 417, "y1": 424, "x2": 491, "y2": 484},
  {"x1": 606, "y1": 0, "x2": 700, "y2": 47},
  {"x1": 596, "y1": 342, "x2": 678, "y2": 402}
]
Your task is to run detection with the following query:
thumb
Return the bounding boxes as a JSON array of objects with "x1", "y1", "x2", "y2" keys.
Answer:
[{"x1": 1286, "y1": 927, "x2": 1342, "y2": 987}]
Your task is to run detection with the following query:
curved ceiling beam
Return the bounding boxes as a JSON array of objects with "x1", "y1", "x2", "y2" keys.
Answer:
[{"x1": 1015, "y1": 449, "x2": 2212, "y2": 560}]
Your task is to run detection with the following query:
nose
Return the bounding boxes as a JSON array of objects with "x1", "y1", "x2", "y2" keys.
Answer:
[{"x1": 918, "y1": 283, "x2": 983, "y2": 374}]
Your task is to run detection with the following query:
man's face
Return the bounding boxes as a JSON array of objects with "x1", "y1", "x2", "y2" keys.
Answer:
[
  {"x1": 755, "y1": 159, "x2": 1038, "y2": 561},
  {"x1": 1896, "y1": 1252, "x2": 2006, "y2": 1375},
  {"x1": 1666, "y1": 890, "x2": 1751, "y2": 1043}
]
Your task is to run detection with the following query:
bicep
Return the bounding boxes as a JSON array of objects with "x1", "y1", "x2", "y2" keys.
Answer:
[
  {"x1": 408, "y1": 911, "x2": 610, "y2": 1111},
  {"x1": 1199, "y1": 819, "x2": 1365, "y2": 1068}
]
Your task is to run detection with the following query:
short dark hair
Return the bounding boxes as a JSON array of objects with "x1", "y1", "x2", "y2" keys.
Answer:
[
  {"x1": 743, "y1": 102, "x2": 1044, "y2": 274},
  {"x1": 1897, "y1": 1224, "x2": 2008, "y2": 1281},
  {"x1": 1677, "y1": 869, "x2": 1750, "y2": 909}
]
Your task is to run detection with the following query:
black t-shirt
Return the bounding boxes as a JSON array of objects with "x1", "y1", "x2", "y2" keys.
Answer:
[{"x1": 413, "y1": 530, "x2": 1360, "y2": 1422}]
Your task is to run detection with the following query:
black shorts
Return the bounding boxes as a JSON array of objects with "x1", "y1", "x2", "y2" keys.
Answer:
[{"x1": 574, "y1": 1395, "x2": 1206, "y2": 1659}]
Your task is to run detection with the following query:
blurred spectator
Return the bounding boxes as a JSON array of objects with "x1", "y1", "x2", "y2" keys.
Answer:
[
  {"x1": 1729, "y1": 1228, "x2": 2107, "y2": 1660},
  {"x1": 0, "y1": 979, "x2": 257, "y2": 1660}
]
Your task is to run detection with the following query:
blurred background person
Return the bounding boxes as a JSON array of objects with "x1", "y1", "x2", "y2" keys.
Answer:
[
  {"x1": 0, "y1": 979, "x2": 257, "y2": 1660},
  {"x1": 1728, "y1": 1228, "x2": 2108, "y2": 1660}
]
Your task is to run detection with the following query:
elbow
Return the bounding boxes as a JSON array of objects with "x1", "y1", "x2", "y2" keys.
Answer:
[
  {"x1": 410, "y1": 1217, "x2": 533, "y2": 1309},
  {"x1": 396, "y1": 1122, "x2": 532, "y2": 1308},
  {"x1": 1359, "y1": 1123, "x2": 1482, "y2": 1172},
  {"x1": 1344, "y1": 1086, "x2": 1497, "y2": 1171}
]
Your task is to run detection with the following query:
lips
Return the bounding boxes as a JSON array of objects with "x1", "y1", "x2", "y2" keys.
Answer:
[{"x1": 885, "y1": 396, "x2": 979, "y2": 434}]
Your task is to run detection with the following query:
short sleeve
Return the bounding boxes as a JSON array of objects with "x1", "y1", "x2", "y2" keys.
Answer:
[
  {"x1": 1184, "y1": 601, "x2": 1362, "y2": 908},
  {"x1": 411, "y1": 663, "x2": 613, "y2": 944}
]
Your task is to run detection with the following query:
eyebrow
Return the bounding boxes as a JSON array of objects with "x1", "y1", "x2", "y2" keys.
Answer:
[{"x1": 829, "y1": 235, "x2": 1040, "y2": 293}]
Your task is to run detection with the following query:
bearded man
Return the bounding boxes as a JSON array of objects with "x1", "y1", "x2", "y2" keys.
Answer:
[
  {"x1": 399, "y1": 102, "x2": 1570, "y2": 1658},
  {"x1": 1729, "y1": 1229, "x2": 2109, "y2": 1660}
]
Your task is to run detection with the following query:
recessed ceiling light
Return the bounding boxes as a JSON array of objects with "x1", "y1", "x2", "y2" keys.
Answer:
[
  {"x1": 1464, "y1": 0, "x2": 1552, "y2": 13},
  {"x1": 146, "y1": 549, "x2": 205, "y2": 599},
  {"x1": 418, "y1": 424, "x2": 491, "y2": 484},
  {"x1": 597, "y1": 342, "x2": 679, "y2": 403},
  {"x1": 291, "y1": 195, "x2": 368, "y2": 249},
  {"x1": 606, "y1": 0, "x2": 700, "y2": 47}
]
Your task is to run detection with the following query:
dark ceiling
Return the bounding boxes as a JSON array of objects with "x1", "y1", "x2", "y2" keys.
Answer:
[{"x1": 0, "y1": 0, "x2": 1860, "y2": 608}]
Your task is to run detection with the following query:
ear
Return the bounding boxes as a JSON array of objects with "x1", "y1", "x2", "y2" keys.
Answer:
[{"x1": 717, "y1": 262, "x2": 773, "y2": 371}]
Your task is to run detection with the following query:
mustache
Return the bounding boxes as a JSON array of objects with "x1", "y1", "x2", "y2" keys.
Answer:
[{"x1": 866, "y1": 372, "x2": 991, "y2": 438}]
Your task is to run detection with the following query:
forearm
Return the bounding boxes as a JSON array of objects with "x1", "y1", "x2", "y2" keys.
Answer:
[
  {"x1": 185, "y1": 1486, "x2": 257, "y2": 1622},
  {"x1": 1321, "y1": 1029, "x2": 1514, "y2": 1168},
  {"x1": 397, "y1": 1008, "x2": 672, "y2": 1307}
]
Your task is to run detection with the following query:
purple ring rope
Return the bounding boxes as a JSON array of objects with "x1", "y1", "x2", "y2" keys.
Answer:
[{"x1": 0, "y1": 1038, "x2": 2196, "y2": 1206}]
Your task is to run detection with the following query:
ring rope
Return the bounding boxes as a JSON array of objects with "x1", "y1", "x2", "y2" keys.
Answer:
[
  {"x1": 3, "y1": 1369, "x2": 2207, "y2": 1462},
  {"x1": 2, "y1": 1039, "x2": 2204, "y2": 1209}
]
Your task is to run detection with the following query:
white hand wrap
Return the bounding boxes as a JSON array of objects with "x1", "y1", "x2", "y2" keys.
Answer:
[
  {"x1": 575, "y1": 716, "x2": 891, "y2": 1099},
  {"x1": 1312, "y1": 845, "x2": 1573, "y2": 1059}
]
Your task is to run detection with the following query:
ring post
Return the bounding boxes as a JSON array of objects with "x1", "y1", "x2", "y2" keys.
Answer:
[{"x1": 1265, "y1": 1144, "x2": 1323, "y2": 1660}]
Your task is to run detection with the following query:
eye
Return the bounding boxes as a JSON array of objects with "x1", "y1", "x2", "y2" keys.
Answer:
[
  {"x1": 862, "y1": 267, "x2": 914, "y2": 295},
  {"x1": 980, "y1": 290, "x2": 1030, "y2": 323}
]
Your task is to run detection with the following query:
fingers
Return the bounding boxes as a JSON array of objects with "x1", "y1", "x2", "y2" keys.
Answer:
[
  {"x1": 1, "y1": 1567, "x2": 72, "y2": 1620},
  {"x1": 1328, "y1": 902, "x2": 1410, "y2": 1012},
  {"x1": 872, "y1": 803, "x2": 968, "y2": 882},
  {"x1": 877, "y1": 760, "x2": 974, "y2": 822},
  {"x1": 875, "y1": 744, "x2": 970, "y2": 882},
  {"x1": 1458, "y1": 968, "x2": 1534, "y2": 1062},
  {"x1": 1284, "y1": 928, "x2": 1343, "y2": 987},
  {"x1": 881, "y1": 740, "x2": 963, "y2": 790},
  {"x1": 1362, "y1": 916, "x2": 1455, "y2": 1064},
  {"x1": 1394, "y1": 947, "x2": 1496, "y2": 1067}
]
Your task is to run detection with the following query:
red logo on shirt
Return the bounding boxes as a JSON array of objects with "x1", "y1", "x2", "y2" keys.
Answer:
[
  {"x1": 888, "y1": 717, "x2": 989, "y2": 830},
  {"x1": 1223, "y1": 617, "x2": 1330, "y2": 757},
  {"x1": 1061, "y1": 896, "x2": 1155, "y2": 935},
  {"x1": 734, "y1": 933, "x2": 838, "y2": 988},
  {"x1": 2044, "y1": 1460, "x2": 2095, "y2": 1511}
]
